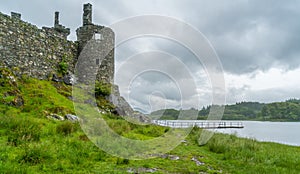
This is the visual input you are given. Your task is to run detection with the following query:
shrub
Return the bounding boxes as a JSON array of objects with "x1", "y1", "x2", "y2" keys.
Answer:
[
  {"x1": 95, "y1": 81, "x2": 111, "y2": 97},
  {"x1": 56, "y1": 121, "x2": 78, "y2": 136},
  {"x1": 58, "y1": 55, "x2": 69, "y2": 75},
  {"x1": 7, "y1": 117, "x2": 41, "y2": 146},
  {"x1": 58, "y1": 61, "x2": 68, "y2": 75},
  {"x1": 116, "y1": 158, "x2": 130, "y2": 165},
  {"x1": 108, "y1": 120, "x2": 132, "y2": 135},
  {"x1": 79, "y1": 134, "x2": 89, "y2": 141},
  {"x1": 207, "y1": 136, "x2": 229, "y2": 154},
  {"x1": 134, "y1": 125, "x2": 168, "y2": 138},
  {"x1": 96, "y1": 97, "x2": 115, "y2": 112},
  {"x1": 19, "y1": 144, "x2": 51, "y2": 164}
]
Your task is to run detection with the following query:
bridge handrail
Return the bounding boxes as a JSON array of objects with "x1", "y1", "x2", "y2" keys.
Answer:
[{"x1": 152, "y1": 120, "x2": 244, "y2": 129}]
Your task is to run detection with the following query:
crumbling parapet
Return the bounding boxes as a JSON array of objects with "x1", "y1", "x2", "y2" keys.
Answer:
[
  {"x1": 11, "y1": 12, "x2": 21, "y2": 20},
  {"x1": 52, "y1": 11, "x2": 70, "y2": 38},
  {"x1": 0, "y1": 4, "x2": 139, "y2": 118},
  {"x1": 0, "y1": 11, "x2": 77, "y2": 80},
  {"x1": 1, "y1": 3, "x2": 114, "y2": 84}
]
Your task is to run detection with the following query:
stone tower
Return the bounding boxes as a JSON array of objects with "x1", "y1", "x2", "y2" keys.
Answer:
[{"x1": 76, "y1": 3, "x2": 115, "y2": 84}]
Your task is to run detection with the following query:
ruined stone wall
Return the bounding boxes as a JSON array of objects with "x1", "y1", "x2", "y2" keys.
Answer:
[
  {"x1": 0, "y1": 6, "x2": 143, "y2": 118},
  {"x1": 0, "y1": 12, "x2": 77, "y2": 79},
  {"x1": 0, "y1": 3, "x2": 115, "y2": 84}
]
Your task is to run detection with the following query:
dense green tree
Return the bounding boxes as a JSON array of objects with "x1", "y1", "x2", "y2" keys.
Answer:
[{"x1": 149, "y1": 100, "x2": 300, "y2": 121}]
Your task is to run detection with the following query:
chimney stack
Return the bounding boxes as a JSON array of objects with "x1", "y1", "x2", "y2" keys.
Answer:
[
  {"x1": 83, "y1": 3, "x2": 92, "y2": 26},
  {"x1": 54, "y1": 11, "x2": 59, "y2": 26}
]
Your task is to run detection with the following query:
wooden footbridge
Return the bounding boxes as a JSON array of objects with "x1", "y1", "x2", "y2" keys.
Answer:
[{"x1": 152, "y1": 120, "x2": 244, "y2": 129}]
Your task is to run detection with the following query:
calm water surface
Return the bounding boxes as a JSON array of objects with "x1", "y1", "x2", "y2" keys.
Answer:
[{"x1": 214, "y1": 121, "x2": 300, "y2": 146}]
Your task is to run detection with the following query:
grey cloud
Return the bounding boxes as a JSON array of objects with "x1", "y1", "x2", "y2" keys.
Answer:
[
  {"x1": 111, "y1": 0, "x2": 300, "y2": 74},
  {"x1": 195, "y1": 1, "x2": 300, "y2": 73},
  {"x1": 2, "y1": 0, "x2": 300, "y2": 73},
  {"x1": 115, "y1": 51, "x2": 201, "y2": 111},
  {"x1": 226, "y1": 86, "x2": 300, "y2": 104}
]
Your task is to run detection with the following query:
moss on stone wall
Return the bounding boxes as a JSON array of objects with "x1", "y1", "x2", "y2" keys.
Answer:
[
  {"x1": 0, "y1": 12, "x2": 77, "y2": 79},
  {"x1": 0, "y1": 10, "x2": 114, "y2": 84}
]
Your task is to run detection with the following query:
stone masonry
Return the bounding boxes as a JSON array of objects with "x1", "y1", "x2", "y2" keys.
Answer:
[
  {"x1": 0, "y1": 3, "x2": 114, "y2": 84},
  {"x1": 0, "y1": 4, "x2": 148, "y2": 119},
  {"x1": 76, "y1": 3, "x2": 115, "y2": 83}
]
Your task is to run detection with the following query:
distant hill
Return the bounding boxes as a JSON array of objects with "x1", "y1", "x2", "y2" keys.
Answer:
[
  {"x1": 149, "y1": 100, "x2": 300, "y2": 121},
  {"x1": 259, "y1": 99, "x2": 300, "y2": 121}
]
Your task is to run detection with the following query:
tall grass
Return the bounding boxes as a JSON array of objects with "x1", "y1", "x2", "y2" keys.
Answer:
[
  {"x1": 56, "y1": 121, "x2": 79, "y2": 136},
  {"x1": 1, "y1": 72, "x2": 300, "y2": 173},
  {"x1": 0, "y1": 116, "x2": 42, "y2": 146},
  {"x1": 205, "y1": 133, "x2": 300, "y2": 172}
]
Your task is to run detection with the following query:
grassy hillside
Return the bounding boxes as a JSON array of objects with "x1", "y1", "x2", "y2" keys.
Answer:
[{"x1": 1, "y1": 68, "x2": 300, "y2": 173}]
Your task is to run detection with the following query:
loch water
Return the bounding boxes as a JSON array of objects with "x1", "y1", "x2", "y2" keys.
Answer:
[{"x1": 214, "y1": 121, "x2": 300, "y2": 146}]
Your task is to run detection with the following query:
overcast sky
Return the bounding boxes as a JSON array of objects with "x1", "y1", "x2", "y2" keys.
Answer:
[{"x1": 1, "y1": 0, "x2": 300, "y2": 113}]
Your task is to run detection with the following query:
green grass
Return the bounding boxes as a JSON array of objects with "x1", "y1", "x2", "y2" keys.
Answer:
[
  {"x1": 1, "y1": 69, "x2": 300, "y2": 173},
  {"x1": 20, "y1": 78, "x2": 75, "y2": 116}
]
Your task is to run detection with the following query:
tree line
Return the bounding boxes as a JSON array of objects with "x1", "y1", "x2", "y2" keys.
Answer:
[{"x1": 149, "y1": 99, "x2": 300, "y2": 121}]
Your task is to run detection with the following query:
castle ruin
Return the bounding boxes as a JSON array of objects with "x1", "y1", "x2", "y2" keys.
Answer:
[
  {"x1": 0, "y1": 3, "x2": 148, "y2": 119},
  {"x1": 0, "y1": 3, "x2": 114, "y2": 84}
]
